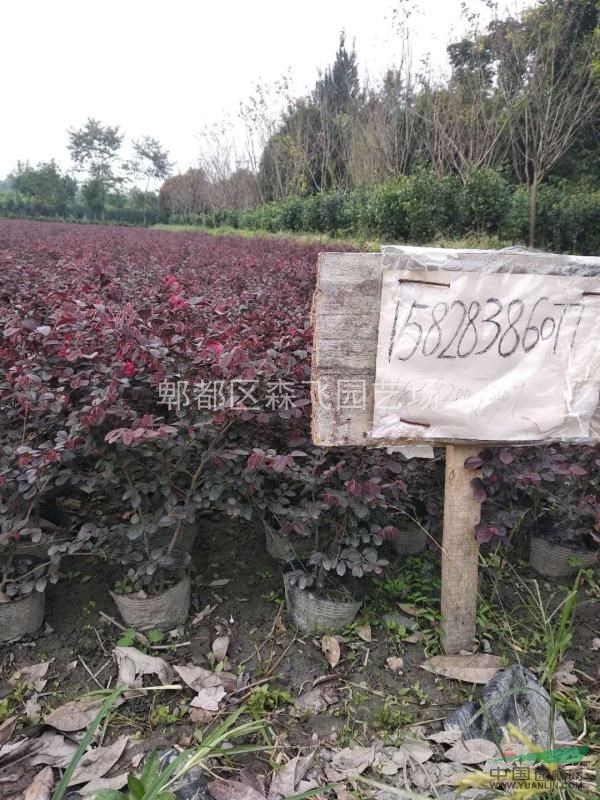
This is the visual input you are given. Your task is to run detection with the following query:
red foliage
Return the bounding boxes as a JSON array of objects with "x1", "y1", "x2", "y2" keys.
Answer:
[
  {"x1": 1, "y1": 220, "x2": 596, "y2": 592},
  {"x1": 0, "y1": 221, "x2": 424, "y2": 590}
]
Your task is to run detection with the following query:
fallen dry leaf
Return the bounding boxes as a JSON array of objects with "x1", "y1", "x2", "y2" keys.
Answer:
[
  {"x1": 212, "y1": 636, "x2": 230, "y2": 662},
  {"x1": 209, "y1": 769, "x2": 266, "y2": 800},
  {"x1": 25, "y1": 695, "x2": 42, "y2": 723},
  {"x1": 268, "y1": 753, "x2": 315, "y2": 800},
  {"x1": 392, "y1": 741, "x2": 433, "y2": 768},
  {"x1": 11, "y1": 661, "x2": 52, "y2": 693},
  {"x1": 334, "y1": 789, "x2": 355, "y2": 800},
  {"x1": 321, "y1": 635, "x2": 341, "y2": 668},
  {"x1": 405, "y1": 631, "x2": 424, "y2": 644},
  {"x1": 356, "y1": 623, "x2": 372, "y2": 642},
  {"x1": 398, "y1": 603, "x2": 419, "y2": 616},
  {"x1": 386, "y1": 656, "x2": 404, "y2": 673},
  {"x1": 0, "y1": 717, "x2": 17, "y2": 746},
  {"x1": 189, "y1": 706, "x2": 215, "y2": 724},
  {"x1": 428, "y1": 728, "x2": 462, "y2": 745},
  {"x1": 239, "y1": 769, "x2": 266, "y2": 797},
  {"x1": 79, "y1": 771, "x2": 130, "y2": 794},
  {"x1": 553, "y1": 660, "x2": 578, "y2": 686},
  {"x1": 44, "y1": 697, "x2": 105, "y2": 733},
  {"x1": 374, "y1": 741, "x2": 433, "y2": 774},
  {"x1": 174, "y1": 664, "x2": 235, "y2": 693},
  {"x1": 23, "y1": 766, "x2": 54, "y2": 800},
  {"x1": 69, "y1": 735, "x2": 128, "y2": 786},
  {"x1": 192, "y1": 686, "x2": 227, "y2": 712},
  {"x1": 62, "y1": 497, "x2": 81, "y2": 510},
  {"x1": 410, "y1": 761, "x2": 467, "y2": 790},
  {"x1": 373, "y1": 753, "x2": 399, "y2": 777},
  {"x1": 325, "y1": 746, "x2": 374, "y2": 780},
  {"x1": 292, "y1": 685, "x2": 337, "y2": 716},
  {"x1": 0, "y1": 738, "x2": 33, "y2": 770},
  {"x1": 208, "y1": 579, "x2": 230, "y2": 588},
  {"x1": 30, "y1": 733, "x2": 78, "y2": 767},
  {"x1": 209, "y1": 780, "x2": 265, "y2": 800},
  {"x1": 554, "y1": 671, "x2": 578, "y2": 686},
  {"x1": 445, "y1": 738, "x2": 499, "y2": 765},
  {"x1": 114, "y1": 646, "x2": 173, "y2": 687},
  {"x1": 420, "y1": 654, "x2": 503, "y2": 684},
  {"x1": 173, "y1": 663, "x2": 210, "y2": 691}
]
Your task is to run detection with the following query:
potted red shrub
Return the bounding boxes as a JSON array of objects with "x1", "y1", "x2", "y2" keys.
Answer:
[
  {"x1": 0, "y1": 530, "x2": 52, "y2": 641},
  {"x1": 0, "y1": 378, "x2": 85, "y2": 640},
  {"x1": 0, "y1": 224, "x2": 427, "y2": 640},
  {"x1": 99, "y1": 412, "x2": 238, "y2": 630},
  {"x1": 473, "y1": 446, "x2": 599, "y2": 577},
  {"x1": 241, "y1": 448, "x2": 408, "y2": 634},
  {"x1": 529, "y1": 499, "x2": 599, "y2": 577},
  {"x1": 283, "y1": 526, "x2": 387, "y2": 635},
  {"x1": 0, "y1": 252, "x2": 235, "y2": 632},
  {"x1": 0, "y1": 525, "x2": 98, "y2": 641}
]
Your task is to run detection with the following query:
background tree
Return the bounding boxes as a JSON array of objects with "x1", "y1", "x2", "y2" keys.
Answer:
[
  {"x1": 159, "y1": 168, "x2": 211, "y2": 220},
  {"x1": 258, "y1": 33, "x2": 361, "y2": 198},
  {"x1": 12, "y1": 161, "x2": 77, "y2": 216},
  {"x1": 310, "y1": 32, "x2": 361, "y2": 191},
  {"x1": 68, "y1": 118, "x2": 124, "y2": 220},
  {"x1": 131, "y1": 136, "x2": 172, "y2": 225},
  {"x1": 81, "y1": 178, "x2": 104, "y2": 220},
  {"x1": 493, "y1": 0, "x2": 600, "y2": 245},
  {"x1": 239, "y1": 76, "x2": 292, "y2": 202}
]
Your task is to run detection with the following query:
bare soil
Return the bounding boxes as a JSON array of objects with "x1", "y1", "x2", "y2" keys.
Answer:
[{"x1": 1, "y1": 514, "x2": 598, "y2": 796}]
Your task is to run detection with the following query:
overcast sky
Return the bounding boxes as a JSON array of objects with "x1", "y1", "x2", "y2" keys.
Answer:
[{"x1": 1, "y1": 0, "x2": 529, "y2": 180}]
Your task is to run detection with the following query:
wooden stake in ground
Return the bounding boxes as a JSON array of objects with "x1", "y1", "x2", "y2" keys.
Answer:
[{"x1": 440, "y1": 445, "x2": 482, "y2": 654}]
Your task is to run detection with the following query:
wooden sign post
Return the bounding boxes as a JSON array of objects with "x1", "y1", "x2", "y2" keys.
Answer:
[
  {"x1": 440, "y1": 445, "x2": 483, "y2": 653},
  {"x1": 311, "y1": 249, "x2": 600, "y2": 654}
]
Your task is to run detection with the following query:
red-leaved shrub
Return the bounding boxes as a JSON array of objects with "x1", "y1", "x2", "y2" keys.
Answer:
[{"x1": 0, "y1": 221, "x2": 430, "y2": 594}]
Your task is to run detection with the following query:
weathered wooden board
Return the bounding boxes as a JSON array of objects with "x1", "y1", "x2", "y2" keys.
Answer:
[{"x1": 311, "y1": 250, "x2": 600, "y2": 447}]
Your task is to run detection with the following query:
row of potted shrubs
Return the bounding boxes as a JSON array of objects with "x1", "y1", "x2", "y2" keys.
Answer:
[
  {"x1": 2, "y1": 227, "x2": 597, "y2": 644},
  {"x1": 1, "y1": 508, "x2": 597, "y2": 644}
]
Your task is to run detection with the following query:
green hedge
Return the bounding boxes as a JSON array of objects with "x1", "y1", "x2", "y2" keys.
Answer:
[
  {"x1": 6, "y1": 167, "x2": 600, "y2": 254},
  {"x1": 0, "y1": 195, "x2": 161, "y2": 227},
  {"x1": 169, "y1": 168, "x2": 600, "y2": 255}
]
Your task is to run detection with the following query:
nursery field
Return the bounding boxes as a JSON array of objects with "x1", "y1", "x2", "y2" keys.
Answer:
[{"x1": 0, "y1": 219, "x2": 599, "y2": 799}]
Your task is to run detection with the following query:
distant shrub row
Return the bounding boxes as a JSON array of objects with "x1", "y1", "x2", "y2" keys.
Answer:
[
  {"x1": 171, "y1": 168, "x2": 600, "y2": 255},
  {"x1": 3, "y1": 167, "x2": 600, "y2": 255},
  {"x1": 0, "y1": 195, "x2": 160, "y2": 227}
]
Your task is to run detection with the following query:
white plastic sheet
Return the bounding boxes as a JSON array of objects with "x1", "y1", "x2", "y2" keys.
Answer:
[{"x1": 372, "y1": 246, "x2": 600, "y2": 443}]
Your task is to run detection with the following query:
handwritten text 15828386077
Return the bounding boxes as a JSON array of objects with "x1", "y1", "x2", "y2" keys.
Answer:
[{"x1": 373, "y1": 269, "x2": 600, "y2": 441}]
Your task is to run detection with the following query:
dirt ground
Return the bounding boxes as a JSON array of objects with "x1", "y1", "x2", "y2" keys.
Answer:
[{"x1": 1, "y1": 515, "x2": 599, "y2": 798}]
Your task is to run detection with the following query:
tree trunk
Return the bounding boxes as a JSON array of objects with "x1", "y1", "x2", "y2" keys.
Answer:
[
  {"x1": 528, "y1": 178, "x2": 538, "y2": 249},
  {"x1": 143, "y1": 177, "x2": 149, "y2": 227}
]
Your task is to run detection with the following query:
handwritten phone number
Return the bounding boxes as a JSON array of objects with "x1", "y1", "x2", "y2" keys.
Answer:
[{"x1": 388, "y1": 296, "x2": 586, "y2": 362}]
